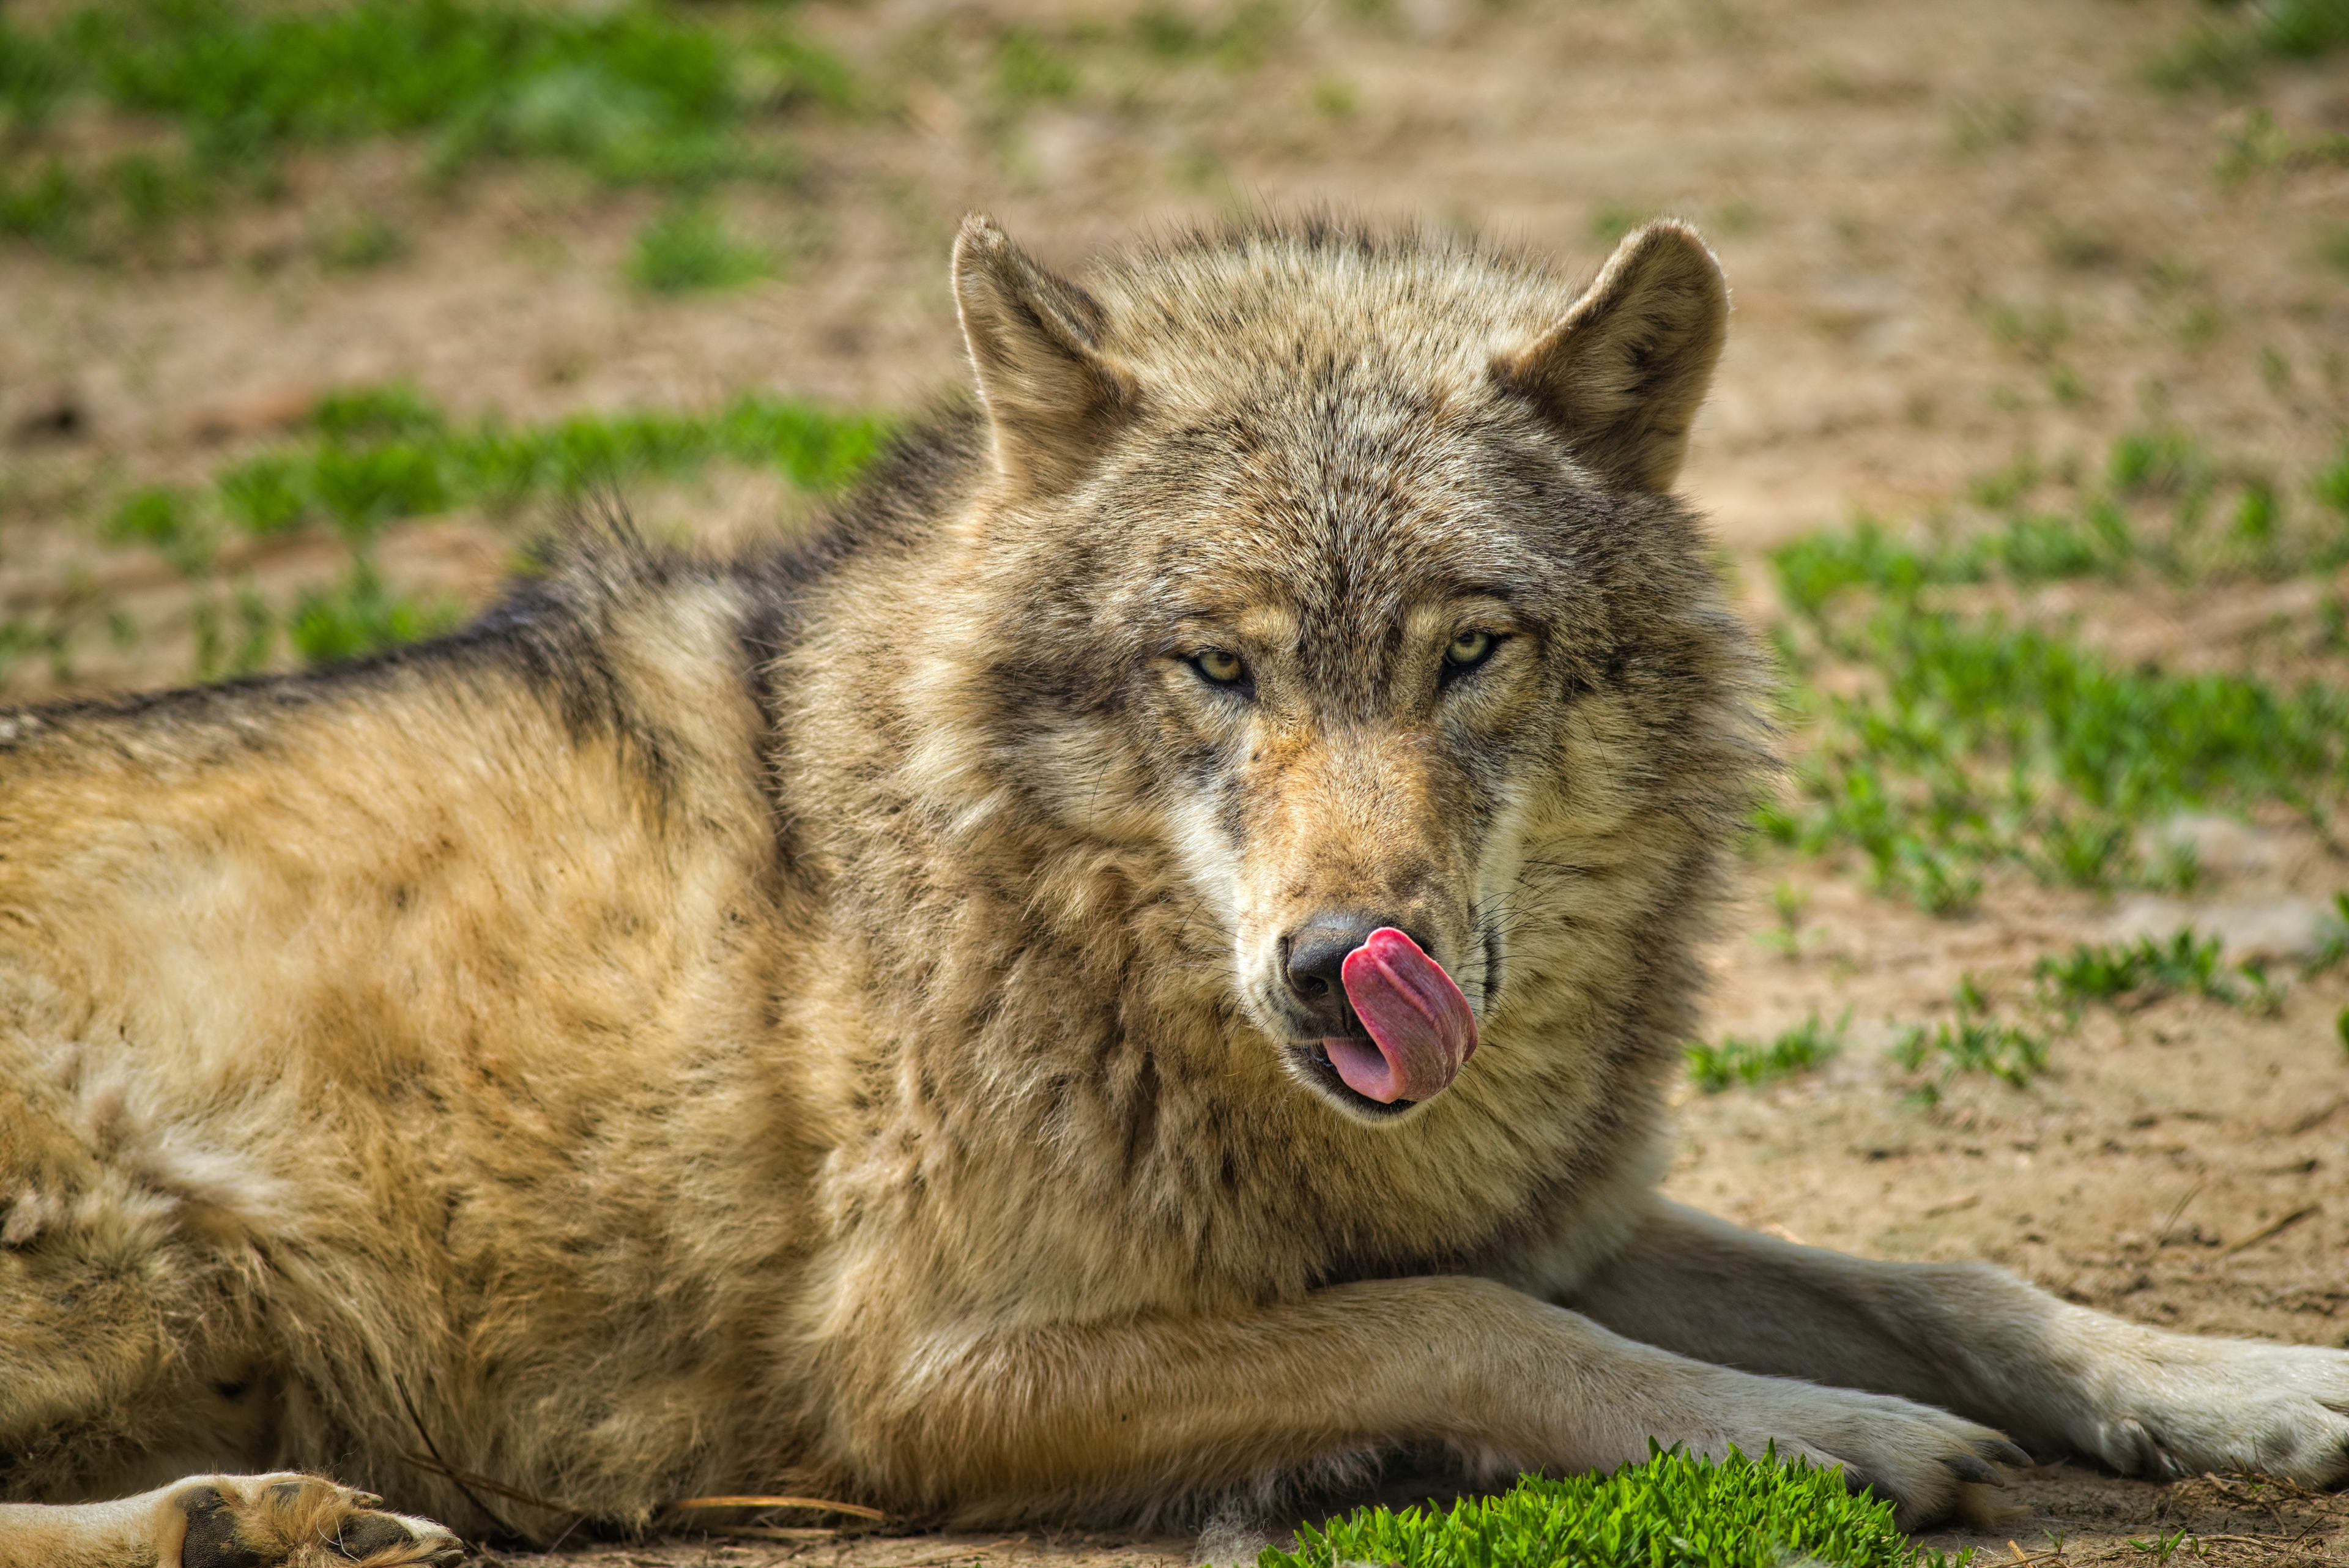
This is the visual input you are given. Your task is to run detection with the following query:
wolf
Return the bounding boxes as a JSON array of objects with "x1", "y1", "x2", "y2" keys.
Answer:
[{"x1": 3, "y1": 214, "x2": 2346, "y2": 1568}]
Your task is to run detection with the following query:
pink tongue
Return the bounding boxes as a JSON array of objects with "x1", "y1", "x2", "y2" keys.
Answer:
[{"x1": 1325, "y1": 928, "x2": 1479, "y2": 1105}]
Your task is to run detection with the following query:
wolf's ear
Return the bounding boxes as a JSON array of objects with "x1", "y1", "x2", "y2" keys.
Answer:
[
  {"x1": 1491, "y1": 220, "x2": 1727, "y2": 492},
  {"x1": 953, "y1": 215, "x2": 1138, "y2": 497}
]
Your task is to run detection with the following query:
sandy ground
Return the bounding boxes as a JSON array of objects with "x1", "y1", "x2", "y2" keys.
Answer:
[
  {"x1": 4, "y1": 0, "x2": 2348, "y2": 1561},
  {"x1": 498, "y1": 1460, "x2": 2349, "y2": 1568},
  {"x1": 484, "y1": 1469, "x2": 2349, "y2": 1568},
  {"x1": 495, "y1": 1457, "x2": 2349, "y2": 1568}
]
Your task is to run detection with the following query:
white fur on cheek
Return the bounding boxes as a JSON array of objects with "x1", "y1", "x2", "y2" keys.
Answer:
[
  {"x1": 1163, "y1": 792, "x2": 1295, "y2": 1038},
  {"x1": 1166, "y1": 791, "x2": 1242, "y2": 931}
]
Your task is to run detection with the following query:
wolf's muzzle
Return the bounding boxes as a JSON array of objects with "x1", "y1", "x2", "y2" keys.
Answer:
[
  {"x1": 1282, "y1": 913, "x2": 1434, "y2": 1030},
  {"x1": 1278, "y1": 918, "x2": 1478, "y2": 1107}
]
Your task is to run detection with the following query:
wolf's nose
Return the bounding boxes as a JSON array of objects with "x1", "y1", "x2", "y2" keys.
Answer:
[{"x1": 1285, "y1": 915, "x2": 1428, "y2": 1019}]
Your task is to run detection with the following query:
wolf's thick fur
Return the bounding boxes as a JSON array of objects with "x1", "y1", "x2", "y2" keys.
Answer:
[{"x1": 4, "y1": 216, "x2": 2346, "y2": 1566}]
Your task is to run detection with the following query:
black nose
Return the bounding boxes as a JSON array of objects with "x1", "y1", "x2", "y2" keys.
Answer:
[{"x1": 1285, "y1": 915, "x2": 1431, "y2": 1027}]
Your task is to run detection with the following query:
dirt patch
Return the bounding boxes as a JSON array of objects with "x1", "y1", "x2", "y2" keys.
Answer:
[
  {"x1": 492, "y1": 1466, "x2": 2349, "y2": 1568},
  {"x1": 497, "y1": 1528, "x2": 1197, "y2": 1568}
]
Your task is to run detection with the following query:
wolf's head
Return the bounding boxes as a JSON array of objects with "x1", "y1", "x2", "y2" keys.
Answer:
[{"x1": 912, "y1": 215, "x2": 1754, "y2": 1126}]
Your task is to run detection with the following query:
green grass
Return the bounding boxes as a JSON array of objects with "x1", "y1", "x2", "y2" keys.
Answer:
[
  {"x1": 0, "y1": 0, "x2": 853, "y2": 258},
  {"x1": 287, "y1": 557, "x2": 462, "y2": 667},
  {"x1": 106, "y1": 483, "x2": 204, "y2": 557},
  {"x1": 316, "y1": 214, "x2": 409, "y2": 270},
  {"x1": 2033, "y1": 930, "x2": 2242, "y2": 1012},
  {"x1": 2322, "y1": 224, "x2": 2349, "y2": 275},
  {"x1": 189, "y1": 579, "x2": 275, "y2": 682},
  {"x1": 2147, "y1": 0, "x2": 2349, "y2": 89},
  {"x1": 1687, "y1": 1013, "x2": 1846, "y2": 1093},
  {"x1": 175, "y1": 559, "x2": 459, "y2": 678},
  {"x1": 75, "y1": 383, "x2": 890, "y2": 685},
  {"x1": 627, "y1": 204, "x2": 776, "y2": 294},
  {"x1": 1306, "y1": 75, "x2": 1359, "y2": 121},
  {"x1": 2108, "y1": 428, "x2": 2216, "y2": 508},
  {"x1": 2301, "y1": 892, "x2": 2349, "y2": 973},
  {"x1": 1130, "y1": 1, "x2": 1287, "y2": 69},
  {"x1": 0, "y1": 573, "x2": 138, "y2": 691},
  {"x1": 1767, "y1": 508, "x2": 2128, "y2": 621},
  {"x1": 2316, "y1": 448, "x2": 2349, "y2": 521},
  {"x1": 180, "y1": 384, "x2": 888, "y2": 544},
  {"x1": 1772, "y1": 431, "x2": 2349, "y2": 628},
  {"x1": 1266, "y1": 1447, "x2": 1967, "y2": 1568},
  {"x1": 0, "y1": 149, "x2": 216, "y2": 256},
  {"x1": 1981, "y1": 301, "x2": 2069, "y2": 363},
  {"x1": 1891, "y1": 977, "x2": 2051, "y2": 1102},
  {"x1": 1950, "y1": 98, "x2": 2032, "y2": 155},
  {"x1": 0, "y1": 614, "x2": 78, "y2": 690},
  {"x1": 954, "y1": 2, "x2": 1293, "y2": 135},
  {"x1": 2213, "y1": 108, "x2": 2349, "y2": 181},
  {"x1": 0, "y1": 161, "x2": 82, "y2": 249},
  {"x1": 1588, "y1": 204, "x2": 1652, "y2": 246},
  {"x1": 1756, "y1": 433, "x2": 2349, "y2": 913},
  {"x1": 990, "y1": 26, "x2": 1080, "y2": 108},
  {"x1": 1758, "y1": 601, "x2": 2349, "y2": 909},
  {"x1": 1757, "y1": 879, "x2": 1809, "y2": 956}
]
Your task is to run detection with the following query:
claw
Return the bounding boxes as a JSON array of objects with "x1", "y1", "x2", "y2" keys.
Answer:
[
  {"x1": 1947, "y1": 1452, "x2": 1998, "y2": 1485},
  {"x1": 1983, "y1": 1437, "x2": 2033, "y2": 1470}
]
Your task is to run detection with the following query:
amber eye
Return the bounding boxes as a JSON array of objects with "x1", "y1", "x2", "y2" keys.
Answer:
[
  {"x1": 1444, "y1": 630, "x2": 1496, "y2": 671},
  {"x1": 1192, "y1": 648, "x2": 1248, "y2": 686}
]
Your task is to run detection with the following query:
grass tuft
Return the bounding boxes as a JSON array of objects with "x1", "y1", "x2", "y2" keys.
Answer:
[
  {"x1": 991, "y1": 26, "x2": 1080, "y2": 108},
  {"x1": 76, "y1": 382, "x2": 891, "y2": 689},
  {"x1": 1757, "y1": 436, "x2": 2349, "y2": 913},
  {"x1": 1265, "y1": 1447, "x2": 1967, "y2": 1568},
  {"x1": 1893, "y1": 978, "x2": 2050, "y2": 1101},
  {"x1": 0, "y1": 0, "x2": 850, "y2": 257},
  {"x1": 1130, "y1": 0, "x2": 1286, "y2": 69},
  {"x1": 1687, "y1": 1013, "x2": 1846, "y2": 1093},
  {"x1": 106, "y1": 485, "x2": 214, "y2": 575},
  {"x1": 316, "y1": 214, "x2": 409, "y2": 270},
  {"x1": 628, "y1": 203, "x2": 776, "y2": 294},
  {"x1": 2315, "y1": 893, "x2": 2349, "y2": 973},
  {"x1": 190, "y1": 579, "x2": 275, "y2": 682},
  {"x1": 68, "y1": 0, "x2": 742, "y2": 173},
  {"x1": 2147, "y1": 0, "x2": 2349, "y2": 89},
  {"x1": 288, "y1": 557, "x2": 461, "y2": 667},
  {"x1": 193, "y1": 384, "x2": 888, "y2": 543},
  {"x1": 2034, "y1": 931, "x2": 2240, "y2": 1013},
  {"x1": 1756, "y1": 593, "x2": 2349, "y2": 910}
]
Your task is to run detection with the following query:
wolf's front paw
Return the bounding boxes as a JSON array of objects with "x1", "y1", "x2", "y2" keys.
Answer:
[
  {"x1": 2080, "y1": 1339, "x2": 2349, "y2": 1484},
  {"x1": 1704, "y1": 1379, "x2": 2028, "y2": 1530},
  {"x1": 173, "y1": 1474, "x2": 464, "y2": 1568}
]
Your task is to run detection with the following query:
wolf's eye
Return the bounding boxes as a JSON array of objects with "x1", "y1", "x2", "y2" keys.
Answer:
[
  {"x1": 1444, "y1": 630, "x2": 1497, "y2": 671},
  {"x1": 1192, "y1": 648, "x2": 1249, "y2": 687}
]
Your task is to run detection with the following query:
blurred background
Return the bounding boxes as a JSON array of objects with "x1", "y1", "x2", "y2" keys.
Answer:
[
  {"x1": 4, "y1": 1, "x2": 2349, "y2": 1553},
  {"x1": 2, "y1": 0, "x2": 2344, "y2": 694}
]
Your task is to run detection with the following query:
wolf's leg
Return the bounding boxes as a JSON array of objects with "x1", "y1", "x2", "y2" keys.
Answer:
[
  {"x1": 0, "y1": 1474, "x2": 461, "y2": 1568},
  {"x1": 1563, "y1": 1199, "x2": 2349, "y2": 1484},
  {"x1": 839, "y1": 1274, "x2": 2021, "y2": 1529},
  {"x1": 0, "y1": 1078, "x2": 278, "y2": 1493}
]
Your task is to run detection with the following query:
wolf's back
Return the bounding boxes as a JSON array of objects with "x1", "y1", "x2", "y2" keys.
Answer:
[{"x1": 0, "y1": 535, "x2": 833, "y2": 1523}]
